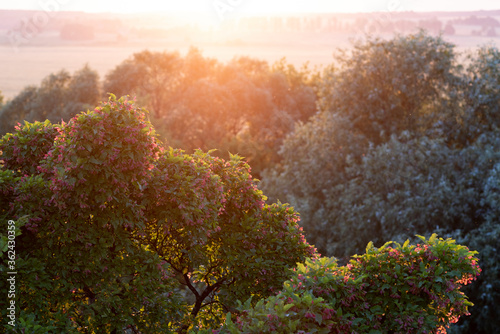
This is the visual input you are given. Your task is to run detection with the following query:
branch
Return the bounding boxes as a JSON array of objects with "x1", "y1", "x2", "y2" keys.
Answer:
[{"x1": 184, "y1": 273, "x2": 200, "y2": 299}]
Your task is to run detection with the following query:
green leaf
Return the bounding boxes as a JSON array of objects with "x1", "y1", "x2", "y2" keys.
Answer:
[
  {"x1": 366, "y1": 241, "x2": 374, "y2": 253},
  {"x1": 315, "y1": 313, "x2": 323, "y2": 324},
  {"x1": 89, "y1": 157, "x2": 102, "y2": 165}
]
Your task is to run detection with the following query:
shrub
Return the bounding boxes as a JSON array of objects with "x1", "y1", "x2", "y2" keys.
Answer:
[
  {"x1": 223, "y1": 235, "x2": 481, "y2": 334},
  {"x1": 0, "y1": 120, "x2": 59, "y2": 176}
]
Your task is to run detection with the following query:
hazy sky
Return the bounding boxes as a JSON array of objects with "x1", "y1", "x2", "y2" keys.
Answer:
[{"x1": 0, "y1": 0, "x2": 499, "y2": 14}]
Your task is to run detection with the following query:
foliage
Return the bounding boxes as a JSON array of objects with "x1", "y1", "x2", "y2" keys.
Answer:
[
  {"x1": 263, "y1": 32, "x2": 467, "y2": 255},
  {"x1": 320, "y1": 132, "x2": 498, "y2": 257},
  {"x1": 0, "y1": 96, "x2": 317, "y2": 333},
  {"x1": 447, "y1": 221, "x2": 500, "y2": 334},
  {"x1": 0, "y1": 31, "x2": 495, "y2": 333},
  {"x1": 220, "y1": 235, "x2": 481, "y2": 334},
  {"x1": 104, "y1": 49, "x2": 183, "y2": 118},
  {"x1": 0, "y1": 86, "x2": 38, "y2": 135},
  {"x1": 138, "y1": 147, "x2": 317, "y2": 330},
  {"x1": 317, "y1": 31, "x2": 460, "y2": 145},
  {"x1": 104, "y1": 49, "x2": 318, "y2": 177},
  {"x1": 0, "y1": 65, "x2": 100, "y2": 135},
  {"x1": 262, "y1": 112, "x2": 368, "y2": 254},
  {"x1": 448, "y1": 160, "x2": 500, "y2": 334},
  {"x1": 37, "y1": 94, "x2": 160, "y2": 221},
  {"x1": 0, "y1": 169, "x2": 18, "y2": 222},
  {"x1": 443, "y1": 46, "x2": 500, "y2": 145},
  {"x1": 0, "y1": 120, "x2": 59, "y2": 176},
  {"x1": 1, "y1": 97, "x2": 183, "y2": 333},
  {"x1": 262, "y1": 34, "x2": 499, "y2": 334},
  {"x1": 264, "y1": 126, "x2": 499, "y2": 334}
]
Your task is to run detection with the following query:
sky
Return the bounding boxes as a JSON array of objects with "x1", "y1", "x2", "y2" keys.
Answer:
[{"x1": 0, "y1": 0, "x2": 498, "y2": 15}]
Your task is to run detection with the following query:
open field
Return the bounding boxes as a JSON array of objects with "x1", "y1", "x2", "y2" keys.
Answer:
[{"x1": 1, "y1": 8, "x2": 499, "y2": 100}]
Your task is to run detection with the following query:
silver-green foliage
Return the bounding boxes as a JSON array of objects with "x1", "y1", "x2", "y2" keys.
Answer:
[{"x1": 262, "y1": 33, "x2": 500, "y2": 333}]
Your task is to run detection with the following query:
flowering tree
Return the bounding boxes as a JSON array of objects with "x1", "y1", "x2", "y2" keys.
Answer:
[
  {"x1": 139, "y1": 148, "x2": 317, "y2": 329},
  {"x1": 223, "y1": 235, "x2": 481, "y2": 334},
  {"x1": 0, "y1": 96, "x2": 316, "y2": 333}
]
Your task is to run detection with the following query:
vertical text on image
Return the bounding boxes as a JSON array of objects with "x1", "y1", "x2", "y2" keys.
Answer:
[{"x1": 6, "y1": 219, "x2": 17, "y2": 327}]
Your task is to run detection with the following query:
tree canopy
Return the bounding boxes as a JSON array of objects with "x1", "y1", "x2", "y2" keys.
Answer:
[
  {"x1": 262, "y1": 33, "x2": 499, "y2": 333},
  {"x1": 0, "y1": 96, "x2": 316, "y2": 333},
  {"x1": 0, "y1": 31, "x2": 496, "y2": 333}
]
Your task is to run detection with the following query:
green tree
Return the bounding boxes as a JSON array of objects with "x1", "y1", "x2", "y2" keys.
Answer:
[
  {"x1": 0, "y1": 65, "x2": 100, "y2": 136},
  {"x1": 103, "y1": 49, "x2": 183, "y2": 118},
  {"x1": 449, "y1": 157, "x2": 500, "y2": 334},
  {"x1": 222, "y1": 235, "x2": 481, "y2": 334},
  {"x1": 0, "y1": 120, "x2": 59, "y2": 176},
  {"x1": 104, "y1": 50, "x2": 318, "y2": 177},
  {"x1": 0, "y1": 86, "x2": 37, "y2": 135},
  {"x1": 0, "y1": 96, "x2": 317, "y2": 333},
  {"x1": 261, "y1": 33, "x2": 500, "y2": 334},
  {"x1": 317, "y1": 31, "x2": 459, "y2": 145},
  {"x1": 321, "y1": 133, "x2": 497, "y2": 257},
  {"x1": 1, "y1": 97, "x2": 183, "y2": 333},
  {"x1": 262, "y1": 112, "x2": 369, "y2": 256},
  {"x1": 450, "y1": 221, "x2": 500, "y2": 334},
  {"x1": 442, "y1": 46, "x2": 500, "y2": 146}
]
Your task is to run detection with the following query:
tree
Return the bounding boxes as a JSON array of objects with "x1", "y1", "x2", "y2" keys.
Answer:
[
  {"x1": 261, "y1": 33, "x2": 499, "y2": 333},
  {"x1": 104, "y1": 50, "x2": 318, "y2": 178},
  {"x1": 0, "y1": 120, "x2": 59, "y2": 176},
  {"x1": 442, "y1": 46, "x2": 500, "y2": 146},
  {"x1": 450, "y1": 221, "x2": 500, "y2": 334},
  {"x1": 0, "y1": 65, "x2": 100, "y2": 136},
  {"x1": 1, "y1": 97, "x2": 183, "y2": 333},
  {"x1": 261, "y1": 112, "x2": 369, "y2": 256},
  {"x1": 0, "y1": 86, "x2": 37, "y2": 135},
  {"x1": 317, "y1": 31, "x2": 459, "y2": 145},
  {"x1": 448, "y1": 157, "x2": 500, "y2": 334},
  {"x1": 318, "y1": 133, "x2": 497, "y2": 257},
  {"x1": 221, "y1": 235, "x2": 481, "y2": 334},
  {"x1": 103, "y1": 49, "x2": 183, "y2": 118},
  {"x1": 264, "y1": 128, "x2": 499, "y2": 259},
  {"x1": 164, "y1": 55, "x2": 317, "y2": 177},
  {"x1": 0, "y1": 96, "x2": 316, "y2": 333},
  {"x1": 65, "y1": 64, "x2": 101, "y2": 116}
]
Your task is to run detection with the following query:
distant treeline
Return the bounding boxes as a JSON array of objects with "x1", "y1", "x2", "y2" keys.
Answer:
[
  {"x1": 0, "y1": 47, "x2": 317, "y2": 177},
  {"x1": 1, "y1": 9, "x2": 499, "y2": 46}
]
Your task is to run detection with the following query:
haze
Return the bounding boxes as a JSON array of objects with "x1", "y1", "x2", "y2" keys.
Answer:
[{"x1": 0, "y1": 0, "x2": 499, "y2": 99}]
